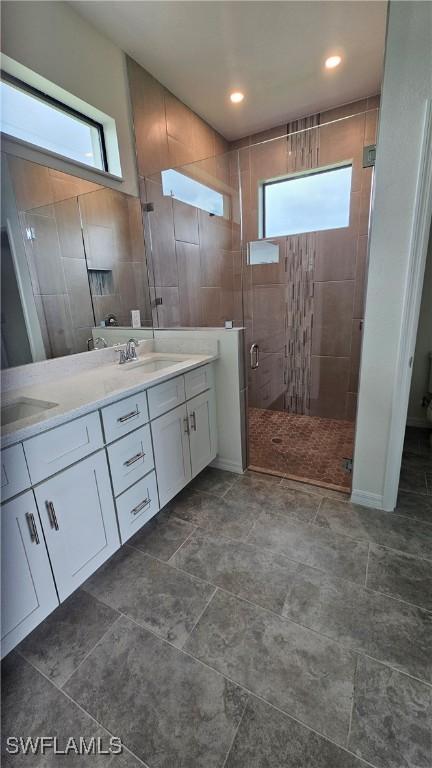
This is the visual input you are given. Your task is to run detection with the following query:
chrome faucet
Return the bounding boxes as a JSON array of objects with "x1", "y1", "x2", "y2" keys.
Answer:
[
  {"x1": 126, "y1": 338, "x2": 139, "y2": 361},
  {"x1": 118, "y1": 338, "x2": 139, "y2": 365}
]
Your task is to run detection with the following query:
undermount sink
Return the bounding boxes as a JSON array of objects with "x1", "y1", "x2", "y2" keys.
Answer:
[
  {"x1": 1, "y1": 397, "x2": 58, "y2": 426},
  {"x1": 120, "y1": 357, "x2": 183, "y2": 373}
]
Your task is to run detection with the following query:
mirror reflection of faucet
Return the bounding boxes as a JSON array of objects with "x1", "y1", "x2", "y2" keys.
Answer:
[{"x1": 87, "y1": 337, "x2": 108, "y2": 351}]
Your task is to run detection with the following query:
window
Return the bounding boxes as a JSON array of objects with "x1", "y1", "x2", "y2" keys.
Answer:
[
  {"x1": 262, "y1": 165, "x2": 352, "y2": 238},
  {"x1": 161, "y1": 168, "x2": 224, "y2": 216},
  {"x1": 0, "y1": 75, "x2": 107, "y2": 171}
]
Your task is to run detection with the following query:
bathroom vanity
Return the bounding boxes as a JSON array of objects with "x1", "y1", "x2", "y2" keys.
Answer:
[{"x1": 1, "y1": 349, "x2": 217, "y2": 656}]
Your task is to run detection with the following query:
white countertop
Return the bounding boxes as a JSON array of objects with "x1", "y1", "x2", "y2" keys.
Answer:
[{"x1": 1, "y1": 352, "x2": 217, "y2": 448}]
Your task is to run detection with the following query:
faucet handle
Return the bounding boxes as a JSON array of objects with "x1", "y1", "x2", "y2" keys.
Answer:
[{"x1": 119, "y1": 348, "x2": 128, "y2": 365}]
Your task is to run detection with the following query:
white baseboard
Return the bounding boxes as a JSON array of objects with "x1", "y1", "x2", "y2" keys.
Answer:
[
  {"x1": 350, "y1": 489, "x2": 385, "y2": 510},
  {"x1": 406, "y1": 416, "x2": 430, "y2": 428},
  {"x1": 210, "y1": 457, "x2": 245, "y2": 474}
]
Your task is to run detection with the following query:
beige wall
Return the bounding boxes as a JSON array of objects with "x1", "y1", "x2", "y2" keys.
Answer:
[
  {"x1": 1, "y1": 1, "x2": 139, "y2": 195},
  {"x1": 237, "y1": 97, "x2": 379, "y2": 420}
]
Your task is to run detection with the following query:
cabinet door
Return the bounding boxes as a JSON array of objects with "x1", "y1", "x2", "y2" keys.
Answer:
[
  {"x1": 34, "y1": 452, "x2": 120, "y2": 601},
  {"x1": 1, "y1": 492, "x2": 59, "y2": 657},
  {"x1": 188, "y1": 389, "x2": 217, "y2": 478},
  {"x1": 151, "y1": 404, "x2": 192, "y2": 508}
]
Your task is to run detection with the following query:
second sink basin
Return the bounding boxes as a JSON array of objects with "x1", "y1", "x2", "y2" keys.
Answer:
[{"x1": 1, "y1": 397, "x2": 58, "y2": 426}]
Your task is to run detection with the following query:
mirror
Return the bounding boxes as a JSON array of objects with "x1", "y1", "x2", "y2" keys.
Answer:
[{"x1": 1, "y1": 152, "x2": 153, "y2": 368}]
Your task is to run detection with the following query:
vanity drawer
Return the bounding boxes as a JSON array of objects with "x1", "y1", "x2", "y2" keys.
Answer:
[
  {"x1": 101, "y1": 391, "x2": 149, "y2": 443},
  {"x1": 1, "y1": 444, "x2": 31, "y2": 502},
  {"x1": 147, "y1": 375, "x2": 185, "y2": 419},
  {"x1": 23, "y1": 412, "x2": 103, "y2": 484},
  {"x1": 116, "y1": 471, "x2": 159, "y2": 544},
  {"x1": 185, "y1": 364, "x2": 214, "y2": 399},
  {"x1": 107, "y1": 425, "x2": 154, "y2": 497}
]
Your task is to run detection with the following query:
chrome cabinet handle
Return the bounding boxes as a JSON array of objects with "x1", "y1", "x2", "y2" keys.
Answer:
[
  {"x1": 189, "y1": 411, "x2": 197, "y2": 432},
  {"x1": 250, "y1": 343, "x2": 259, "y2": 369},
  {"x1": 131, "y1": 497, "x2": 150, "y2": 516},
  {"x1": 26, "y1": 512, "x2": 40, "y2": 544},
  {"x1": 184, "y1": 416, "x2": 190, "y2": 435},
  {"x1": 117, "y1": 408, "x2": 140, "y2": 423},
  {"x1": 124, "y1": 451, "x2": 145, "y2": 467},
  {"x1": 46, "y1": 500, "x2": 59, "y2": 531}
]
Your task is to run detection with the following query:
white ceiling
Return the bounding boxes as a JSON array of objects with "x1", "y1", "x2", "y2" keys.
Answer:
[{"x1": 70, "y1": 1, "x2": 387, "y2": 141}]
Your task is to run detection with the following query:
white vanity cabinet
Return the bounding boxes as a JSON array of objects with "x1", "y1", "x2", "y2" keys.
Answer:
[
  {"x1": 1, "y1": 491, "x2": 59, "y2": 657},
  {"x1": 151, "y1": 404, "x2": 192, "y2": 507},
  {"x1": 151, "y1": 386, "x2": 217, "y2": 507},
  {"x1": 33, "y1": 452, "x2": 119, "y2": 602},
  {"x1": 2, "y1": 360, "x2": 219, "y2": 655},
  {"x1": 188, "y1": 389, "x2": 217, "y2": 478}
]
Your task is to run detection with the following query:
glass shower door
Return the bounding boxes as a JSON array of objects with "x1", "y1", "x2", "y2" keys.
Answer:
[{"x1": 239, "y1": 104, "x2": 378, "y2": 492}]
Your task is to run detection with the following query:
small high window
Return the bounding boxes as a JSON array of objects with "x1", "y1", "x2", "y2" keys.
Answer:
[
  {"x1": 161, "y1": 168, "x2": 224, "y2": 217},
  {"x1": 262, "y1": 164, "x2": 352, "y2": 238},
  {"x1": 0, "y1": 75, "x2": 108, "y2": 171}
]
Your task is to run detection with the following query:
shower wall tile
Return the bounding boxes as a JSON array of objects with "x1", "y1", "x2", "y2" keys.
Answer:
[
  {"x1": 55, "y1": 198, "x2": 86, "y2": 260},
  {"x1": 200, "y1": 247, "x2": 234, "y2": 288},
  {"x1": 349, "y1": 319, "x2": 363, "y2": 393},
  {"x1": 310, "y1": 356, "x2": 351, "y2": 419},
  {"x1": 353, "y1": 236, "x2": 369, "y2": 319},
  {"x1": 346, "y1": 392, "x2": 358, "y2": 422},
  {"x1": 173, "y1": 199, "x2": 199, "y2": 244},
  {"x1": 143, "y1": 179, "x2": 177, "y2": 287},
  {"x1": 311, "y1": 281, "x2": 355, "y2": 357},
  {"x1": 151, "y1": 286, "x2": 180, "y2": 327},
  {"x1": 127, "y1": 58, "x2": 169, "y2": 177},
  {"x1": 24, "y1": 213, "x2": 65, "y2": 295},
  {"x1": 177, "y1": 242, "x2": 202, "y2": 326},
  {"x1": 314, "y1": 229, "x2": 356, "y2": 282},
  {"x1": 62, "y1": 258, "x2": 94, "y2": 329}
]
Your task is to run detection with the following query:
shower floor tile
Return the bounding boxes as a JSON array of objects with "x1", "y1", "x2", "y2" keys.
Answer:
[{"x1": 248, "y1": 408, "x2": 355, "y2": 491}]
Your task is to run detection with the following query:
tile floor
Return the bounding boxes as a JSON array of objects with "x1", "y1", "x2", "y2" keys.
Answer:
[
  {"x1": 248, "y1": 407, "x2": 355, "y2": 491},
  {"x1": 2, "y1": 430, "x2": 432, "y2": 767}
]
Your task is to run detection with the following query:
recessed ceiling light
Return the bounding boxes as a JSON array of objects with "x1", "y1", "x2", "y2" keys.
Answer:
[
  {"x1": 230, "y1": 91, "x2": 244, "y2": 104},
  {"x1": 325, "y1": 55, "x2": 342, "y2": 69},
  {"x1": 84, "y1": 152, "x2": 94, "y2": 158}
]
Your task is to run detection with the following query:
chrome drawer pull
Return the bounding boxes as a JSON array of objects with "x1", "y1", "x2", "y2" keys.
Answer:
[
  {"x1": 46, "y1": 500, "x2": 59, "y2": 531},
  {"x1": 190, "y1": 411, "x2": 197, "y2": 432},
  {"x1": 26, "y1": 512, "x2": 40, "y2": 544},
  {"x1": 131, "y1": 497, "x2": 150, "y2": 516},
  {"x1": 117, "y1": 408, "x2": 140, "y2": 423},
  {"x1": 184, "y1": 417, "x2": 190, "y2": 435},
  {"x1": 124, "y1": 451, "x2": 145, "y2": 467}
]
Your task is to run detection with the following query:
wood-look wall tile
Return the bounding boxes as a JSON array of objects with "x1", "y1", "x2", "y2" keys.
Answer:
[
  {"x1": 62, "y1": 257, "x2": 94, "y2": 328},
  {"x1": 144, "y1": 178, "x2": 177, "y2": 287},
  {"x1": 353, "y1": 236, "x2": 368, "y2": 319},
  {"x1": 200, "y1": 247, "x2": 234, "y2": 288},
  {"x1": 349, "y1": 319, "x2": 363, "y2": 393},
  {"x1": 54, "y1": 198, "x2": 85, "y2": 260},
  {"x1": 127, "y1": 57, "x2": 169, "y2": 177},
  {"x1": 173, "y1": 200, "x2": 199, "y2": 244},
  {"x1": 310, "y1": 356, "x2": 351, "y2": 419},
  {"x1": 311, "y1": 281, "x2": 354, "y2": 357},
  {"x1": 176, "y1": 242, "x2": 201, "y2": 326},
  {"x1": 314, "y1": 229, "x2": 356, "y2": 282}
]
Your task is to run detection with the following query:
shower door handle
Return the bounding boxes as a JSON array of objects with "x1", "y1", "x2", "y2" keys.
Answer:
[{"x1": 250, "y1": 343, "x2": 259, "y2": 369}]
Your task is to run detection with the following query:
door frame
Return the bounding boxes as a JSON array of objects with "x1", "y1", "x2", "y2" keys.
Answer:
[{"x1": 382, "y1": 100, "x2": 432, "y2": 511}]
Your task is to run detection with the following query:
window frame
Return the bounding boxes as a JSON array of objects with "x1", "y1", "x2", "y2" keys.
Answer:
[
  {"x1": 0, "y1": 71, "x2": 109, "y2": 172},
  {"x1": 261, "y1": 162, "x2": 352, "y2": 239}
]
